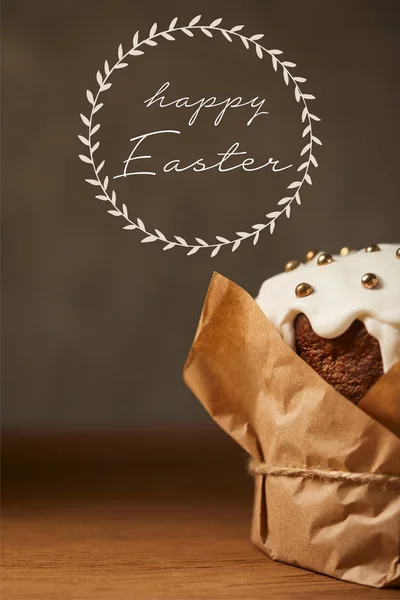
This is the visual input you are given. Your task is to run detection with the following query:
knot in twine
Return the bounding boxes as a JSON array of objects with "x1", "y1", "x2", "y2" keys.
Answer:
[{"x1": 248, "y1": 459, "x2": 400, "y2": 487}]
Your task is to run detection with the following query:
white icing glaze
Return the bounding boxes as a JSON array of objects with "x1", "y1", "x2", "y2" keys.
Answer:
[{"x1": 256, "y1": 243, "x2": 400, "y2": 372}]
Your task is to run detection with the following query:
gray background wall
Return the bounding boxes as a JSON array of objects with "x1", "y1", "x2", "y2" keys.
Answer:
[{"x1": 2, "y1": 0, "x2": 400, "y2": 429}]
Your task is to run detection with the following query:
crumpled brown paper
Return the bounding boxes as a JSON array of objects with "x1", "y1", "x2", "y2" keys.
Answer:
[{"x1": 183, "y1": 272, "x2": 400, "y2": 588}]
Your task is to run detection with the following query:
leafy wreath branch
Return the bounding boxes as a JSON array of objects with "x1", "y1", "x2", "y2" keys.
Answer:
[{"x1": 79, "y1": 16, "x2": 321, "y2": 257}]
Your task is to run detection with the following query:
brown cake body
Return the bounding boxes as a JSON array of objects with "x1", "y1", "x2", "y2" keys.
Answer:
[{"x1": 294, "y1": 313, "x2": 384, "y2": 403}]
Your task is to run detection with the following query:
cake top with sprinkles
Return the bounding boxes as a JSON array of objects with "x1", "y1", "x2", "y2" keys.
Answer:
[{"x1": 256, "y1": 243, "x2": 400, "y2": 373}]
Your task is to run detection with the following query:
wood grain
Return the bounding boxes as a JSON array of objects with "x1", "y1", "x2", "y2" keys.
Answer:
[{"x1": 2, "y1": 431, "x2": 399, "y2": 599}]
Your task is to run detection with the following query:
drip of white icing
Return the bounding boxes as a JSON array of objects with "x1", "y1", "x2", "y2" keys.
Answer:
[{"x1": 256, "y1": 243, "x2": 400, "y2": 372}]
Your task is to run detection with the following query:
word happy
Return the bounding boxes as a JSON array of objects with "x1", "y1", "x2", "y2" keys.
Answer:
[
  {"x1": 113, "y1": 82, "x2": 292, "y2": 179},
  {"x1": 144, "y1": 81, "x2": 269, "y2": 126}
]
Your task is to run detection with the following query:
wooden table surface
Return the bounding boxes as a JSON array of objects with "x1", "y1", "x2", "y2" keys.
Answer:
[{"x1": 2, "y1": 430, "x2": 399, "y2": 600}]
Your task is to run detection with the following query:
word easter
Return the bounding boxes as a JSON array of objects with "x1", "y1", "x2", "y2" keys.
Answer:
[
  {"x1": 144, "y1": 81, "x2": 269, "y2": 127},
  {"x1": 113, "y1": 130, "x2": 292, "y2": 178}
]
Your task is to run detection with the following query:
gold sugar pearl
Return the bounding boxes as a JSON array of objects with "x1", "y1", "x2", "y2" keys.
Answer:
[
  {"x1": 284, "y1": 259, "x2": 301, "y2": 272},
  {"x1": 396, "y1": 248, "x2": 400, "y2": 259},
  {"x1": 317, "y1": 252, "x2": 334, "y2": 266},
  {"x1": 365, "y1": 244, "x2": 381, "y2": 253},
  {"x1": 295, "y1": 282, "x2": 314, "y2": 298},
  {"x1": 340, "y1": 246, "x2": 352, "y2": 256},
  {"x1": 361, "y1": 273, "x2": 380, "y2": 290},
  {"x1": 306, "y1": 249, "x2": 319, "y2": 262}
]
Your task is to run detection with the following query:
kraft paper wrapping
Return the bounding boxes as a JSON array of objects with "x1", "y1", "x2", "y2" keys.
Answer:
[{"x1": 183, "y1": 272, "x2": 400, "y2": 588}]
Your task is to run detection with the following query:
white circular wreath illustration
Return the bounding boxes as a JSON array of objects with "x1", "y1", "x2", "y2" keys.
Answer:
[{"x1": 79, "y1": 16, "x2": 321, "y2": 257}]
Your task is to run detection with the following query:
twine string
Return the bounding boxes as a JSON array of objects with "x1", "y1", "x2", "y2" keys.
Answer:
[{"x1": 248, "y1": 459, "x2": 400, "y2": 487}]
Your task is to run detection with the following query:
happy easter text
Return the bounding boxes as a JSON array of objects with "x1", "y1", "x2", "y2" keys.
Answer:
[{"x1": 113, "y1": 81, "x2": 292, "y2": 178}]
